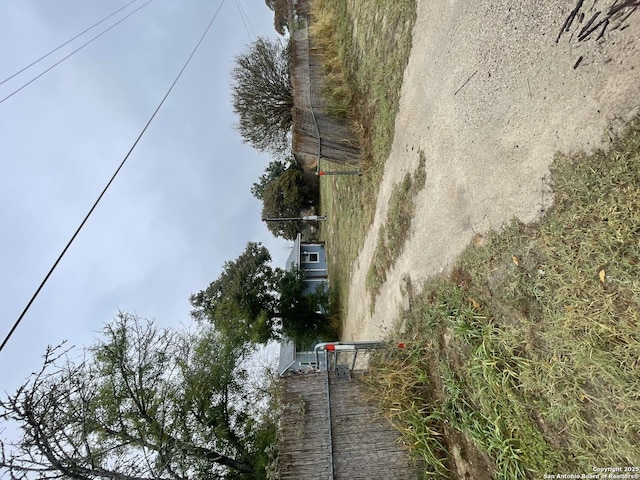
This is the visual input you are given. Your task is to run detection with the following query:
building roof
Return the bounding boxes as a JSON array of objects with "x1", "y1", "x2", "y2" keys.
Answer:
[
  {"x1": 278, "y1": 339, "x2": 297, "y2": 376},
  {"x1": 285, "y1": 232, "x2": 301, "y2": 271}
]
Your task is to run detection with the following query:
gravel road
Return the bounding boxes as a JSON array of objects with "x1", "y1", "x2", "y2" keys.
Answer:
[{"x1": 342, "y1": 0, "x2": 640, "y2": 341}]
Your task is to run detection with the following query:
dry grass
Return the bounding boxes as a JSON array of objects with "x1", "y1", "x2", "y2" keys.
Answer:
[
  {"x1": 315, "y1": 0, "x2": 417, "y2": 320},
  {"x1": 366, "y1": 119, "x2": 640, "y2": 478},
  {"x1": 308, "y1": 0, "x2": 352, "y2": 118}
]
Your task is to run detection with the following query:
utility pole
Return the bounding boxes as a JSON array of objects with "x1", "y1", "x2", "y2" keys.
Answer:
[
  {"x1": 317, "y1": 170, "x2": 362, "y2": 176},
  {"x1": 262, "y1": 215, "x2": 326, "y2": 222}
]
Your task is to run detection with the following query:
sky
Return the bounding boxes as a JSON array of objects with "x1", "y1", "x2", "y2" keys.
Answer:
[{"x1": 0, "y1": 0, "x2": 289, "y2": 399}]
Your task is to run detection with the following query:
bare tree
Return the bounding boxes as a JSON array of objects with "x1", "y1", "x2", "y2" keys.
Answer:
[{"x1": 231, "y1": 37, "x2": 292, "y2": 157}]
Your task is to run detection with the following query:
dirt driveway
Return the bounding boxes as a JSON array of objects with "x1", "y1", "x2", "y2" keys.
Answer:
[{"x1": 343, "y1": 0, "x2": 640, "y2": 341}]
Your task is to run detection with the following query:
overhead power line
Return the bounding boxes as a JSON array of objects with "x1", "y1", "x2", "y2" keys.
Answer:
[
  {"x1": 0, "y1": 0, "x2": 141, "y2": 88},
  {"x1": 0, "y1": 0, "x2": 155, "y2": 106},
  {"x1": 234, "y1": 0, "x2": 255, "y2": 42},
  {"x1": 0, "y1": 0, "x2": 227, "y2": 354}
]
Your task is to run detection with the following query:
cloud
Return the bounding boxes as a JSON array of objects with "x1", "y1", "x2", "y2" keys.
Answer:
[{"x1": 0, "y1": 0, "x2": 288, "y2": 397}]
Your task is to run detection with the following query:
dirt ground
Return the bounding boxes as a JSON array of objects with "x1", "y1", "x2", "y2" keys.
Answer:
[{"x1": 342, "y1": 0, "x2": 640, "y2": 343}]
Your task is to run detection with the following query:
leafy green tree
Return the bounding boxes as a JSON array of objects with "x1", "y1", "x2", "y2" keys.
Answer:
[
  {"x1": 0, "y1": 313, "x2": 277, "y2": 480},
  {"x1": 263, "y1": 0, "x2": 290, "y2": 35},
  {"x1": 251, "y1": 160, "x2": 289, "y2": 201},
  {"x1": 274, "y1": 2, "x2": 289, "y2": 35},
  {"x1": 191, "y1": 244, "x2": 333, "y2": 347},
  {"x1": 278, "y1": 269, "x2": 331, "y2": 348},
  {"x1": 190, "y1": 243, "x2": 279, "y2": 346},
  {"x1": 261, "y1": 163, "x2": 310, "y2": 241},
  {"x1": 231, "y1": 37, "x2": 292, "y2": 157}
]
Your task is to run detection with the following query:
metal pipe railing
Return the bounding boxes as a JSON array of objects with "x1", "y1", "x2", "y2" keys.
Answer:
[
  {"x1": 313, "y1": 341, "x2": 389, "y2": 370},
  {"x1": 324, "y1": 369, "x2": 335, "y2": 479}
]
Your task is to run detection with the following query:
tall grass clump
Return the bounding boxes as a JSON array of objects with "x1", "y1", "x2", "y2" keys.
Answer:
[
  {"x1": 309, "y1": 0, "x2": 352, "y2": 118},
  {"x1": 369, "y1": 338, "x2": 450, "y2": 478}
]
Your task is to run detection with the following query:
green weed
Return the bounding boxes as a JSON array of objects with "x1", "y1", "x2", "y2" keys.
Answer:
[{"x1": 366, "y1": 154, "x2": 426, "y2": 306}]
